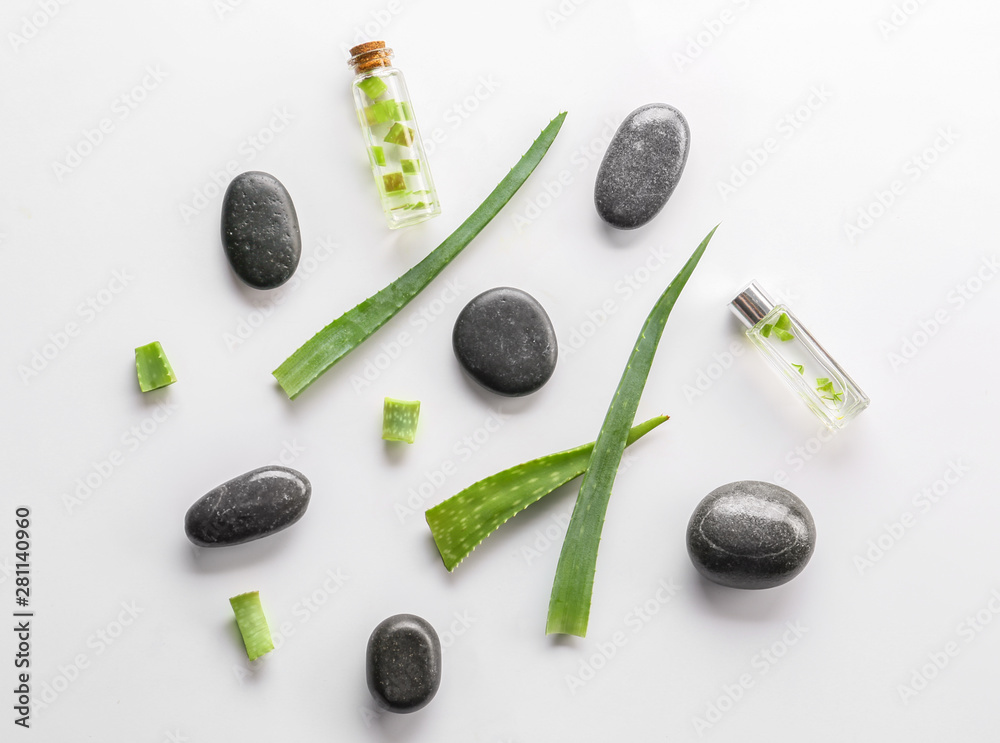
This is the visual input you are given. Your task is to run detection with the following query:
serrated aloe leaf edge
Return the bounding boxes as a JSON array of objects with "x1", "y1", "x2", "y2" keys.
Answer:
[
  {"x1": 272, "y1": 112, "x2": 568, "y2": 400},
  {"x1": 425, "y1": 415, "x2": 668, "y2": 572},
  {"x1": 546, "y1": 225, "x2": 719, "y2": 637}
]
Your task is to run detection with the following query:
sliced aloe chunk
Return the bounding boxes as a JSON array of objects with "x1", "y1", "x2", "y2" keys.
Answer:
[
  {"x1": 371, "y1": 146, "x2": 386, "y2": 166},
  {"x1": 229, "y1": 591, "x2": 274, "y2": 661},
  {"x1": 358, "y1": 76, "x2": 388, "y2": 101},
  {"x1": 384, "y1": 122, "x2": 415, "y2": 147},
  {"x1": 383, "y1": 398, "x2": 420, "y2": 443},
  {"x1": 135, "y1": 341, "x2": 176, "y2": 392},
  {"x1": 401, "y1": 158, "x2": 420, "y2": 174}
]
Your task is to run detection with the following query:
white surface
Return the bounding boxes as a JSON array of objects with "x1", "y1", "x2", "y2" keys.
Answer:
[{"x1": 2, "y1": 1, "x2": 1000, "y2": 740}]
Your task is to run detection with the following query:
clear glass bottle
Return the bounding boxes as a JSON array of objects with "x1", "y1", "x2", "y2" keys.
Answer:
[
  {"x1": 347, "y1": 41, "x2": 441, "y2": 229},
  {"x1": 730, "y1": 281, "x2": 870, "y2": 430}
]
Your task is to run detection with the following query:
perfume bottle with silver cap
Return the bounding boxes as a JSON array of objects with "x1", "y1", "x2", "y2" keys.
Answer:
[{"x1": 730, "y1": 281, "x2": 870, "y2": 430}]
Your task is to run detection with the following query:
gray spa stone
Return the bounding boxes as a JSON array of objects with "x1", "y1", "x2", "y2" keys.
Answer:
[
  {"x1": 594, "y1": 103, "x2": 690, "y2": 229},
  {"x1": 452, "y1": 287, "x2": 557, "y2": 396},
  {"x1": 221, "y1": 171, "x2": 301, "y2": 289},
  {"x1": 366, "y1": 614, "x2": 441, "y2": 713},
  {"x1": 686, "y1": 480, "x2": 816, "y2": 589},
  {"x1": 184, "y1": 465, "x2": 311, "y2": 547}
]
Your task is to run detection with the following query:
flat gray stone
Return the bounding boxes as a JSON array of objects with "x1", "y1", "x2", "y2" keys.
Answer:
[
  {"x1": 366, "y1": 614, "x2": 441, "y2": 713},
  {"x1": 594, "y1": 103, "x2": 690, "y2": 229},
  {"x1": 452, "y1": 287, "x2": 557, "y2": 397},
  {"x1": 221, "y1": 171, "x2": 301, "y2": 289},
  {"x1": 184, "y1": 465, "x2": 311, "y2": 547},
  {"x1": 686, "y1": 480, "x2": 816, "y2": 589}
]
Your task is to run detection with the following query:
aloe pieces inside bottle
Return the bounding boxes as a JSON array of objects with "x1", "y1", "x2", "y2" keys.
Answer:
[{"x1": 272, "y1": 112, "x2": 567, "y2": 399}]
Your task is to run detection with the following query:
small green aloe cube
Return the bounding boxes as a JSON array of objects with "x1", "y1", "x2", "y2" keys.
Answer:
[
  {"x1": 383, "y1": 397, "x2": 420, "y2": 443},
  {"x1": 135, "y1": 341, "x2": 176, "y2": 392}
]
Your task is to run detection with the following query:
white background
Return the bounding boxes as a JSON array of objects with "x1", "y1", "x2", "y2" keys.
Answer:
[{"x1": 2, "y1": 0, "x2": 1000, "y2": 741}]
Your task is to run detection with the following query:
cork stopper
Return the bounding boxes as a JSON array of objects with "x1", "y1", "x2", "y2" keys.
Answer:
[{"x1": 348, "y1": 41, "x2": 394, "y2": 72}]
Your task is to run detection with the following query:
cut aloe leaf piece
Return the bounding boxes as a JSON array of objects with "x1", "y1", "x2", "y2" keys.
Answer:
[
  {"x1": 371, "y1": 146, "x2": 386, "y2": 166},
  {"x1": 272, "y1": 112, "x2": 566, "y2": 400},
  {"x1": 773, "y1": 328, "x2": 794, "y2": 342},
  {"x1": 383, "y1": 172, "x2": 406, "y2": 193},
  {"x1": 546, "y1": 226, "x2": 717, "y2": 637},
  {"x1": 399, "y1": 101, "x2": 413, "y2": 120},
  {"x1": 426, "y1": 415, "x2": 668, "y2": 572},
  {"x1": 135, "y1": 341, "x2": 176, "y2": 392},
  {"x1": 774, "y1": 312, "x2": 792, "y2": 331},
  {"x1": 364, "y1": 99, "x2": 401, "y2": 125},
  {"x1": 229, "y1": 591, "x2": 274, "y2": 661},
  {"x1": 358, "y1": 76, "x2": 388, "y2": 101},
  {"x1": 401, "y1": 158, "x2": 420, "y2": 174},
  {"x1": 760, "y1": 324, "x2": 773, "y2": 338},
  {"x1": 384, "y1": 122, "x2": 415, "y2": 147},
  {"x1": 383, "y1": 397, "x2": 421, "y2": 443},
  {"x1": 792, "y1": 363, "x2": 804, "y2": 374}
]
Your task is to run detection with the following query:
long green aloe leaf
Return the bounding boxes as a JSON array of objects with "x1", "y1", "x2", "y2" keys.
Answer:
[
  {"x1": 425, "y1": 415, "x2": 668, "y2": 571},
  {"x1": 273, "y1": 112, "x2": 567, "y2": 399},
  {"x1": 546, "y1": 225, "x2": 718, "y2": 637}
]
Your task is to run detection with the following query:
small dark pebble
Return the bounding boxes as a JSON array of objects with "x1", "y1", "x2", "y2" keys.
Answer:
[
  {"x1": 594, "y1": 103, "x2": 690, "y2": 230},
  {"x1": 452, "y1": 287, "x2": 557, "y2": 397},
  {"x1": 221, "y1": 171, "x2": 301, "y2": 289},
  {"x1": 686, "y1": 480, "x2": 816, "y2": 589},
  {"x1": 366, "y1": 614, "x2": 441, "y2": 713},
  {"x1": 184, "y1": 465, "x2": 311, "y2": 547}
]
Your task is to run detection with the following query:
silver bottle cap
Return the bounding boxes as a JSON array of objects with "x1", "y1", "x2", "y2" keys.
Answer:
[{"x1": 729, "y1": 281, "x2": 776, "y2": 329}]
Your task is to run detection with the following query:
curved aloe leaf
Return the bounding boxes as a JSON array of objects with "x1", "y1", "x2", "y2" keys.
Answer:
[
  {"x1": 273, "y1": 112, "x2": 568, "y2": 399},
  {"x1": 425, "y1": 415, "x2": 668, "y2": 571},
  {"x1": 546, "y1": 225, "x2": 718, "y2": 637}
]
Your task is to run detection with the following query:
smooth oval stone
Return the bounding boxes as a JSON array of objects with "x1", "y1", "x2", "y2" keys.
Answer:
[
  {"x1": 366, "y1": 614, "x2": 441, "y2": 713},
  {"x1": 686, "y1": 480, "x2": 816, "y2": 589},
  {"x1": 184, "y1": 465, "x2": 311, "y2": 547},
  {"x1": 221, "y1": 171, "x2": 301, "y2": 289},
  {"x1": 452, "y1": 287, "x2": 557, "y2": 397},
  {"x1": 594, "y1": 103, "x2": 690, "y2": 230}
]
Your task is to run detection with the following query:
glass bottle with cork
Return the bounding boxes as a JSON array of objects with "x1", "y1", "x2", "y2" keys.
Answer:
[{"x1": 348, "y1": 41, "x2": 441, "y2": 229}]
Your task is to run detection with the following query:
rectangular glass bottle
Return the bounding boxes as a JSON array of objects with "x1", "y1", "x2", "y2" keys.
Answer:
[
  {"x1": 730, "y1": 281, "x2": 870, "y2": 430},
  {"x1": 348, "y1": 42, "x2": 441, "y2": 229}
]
